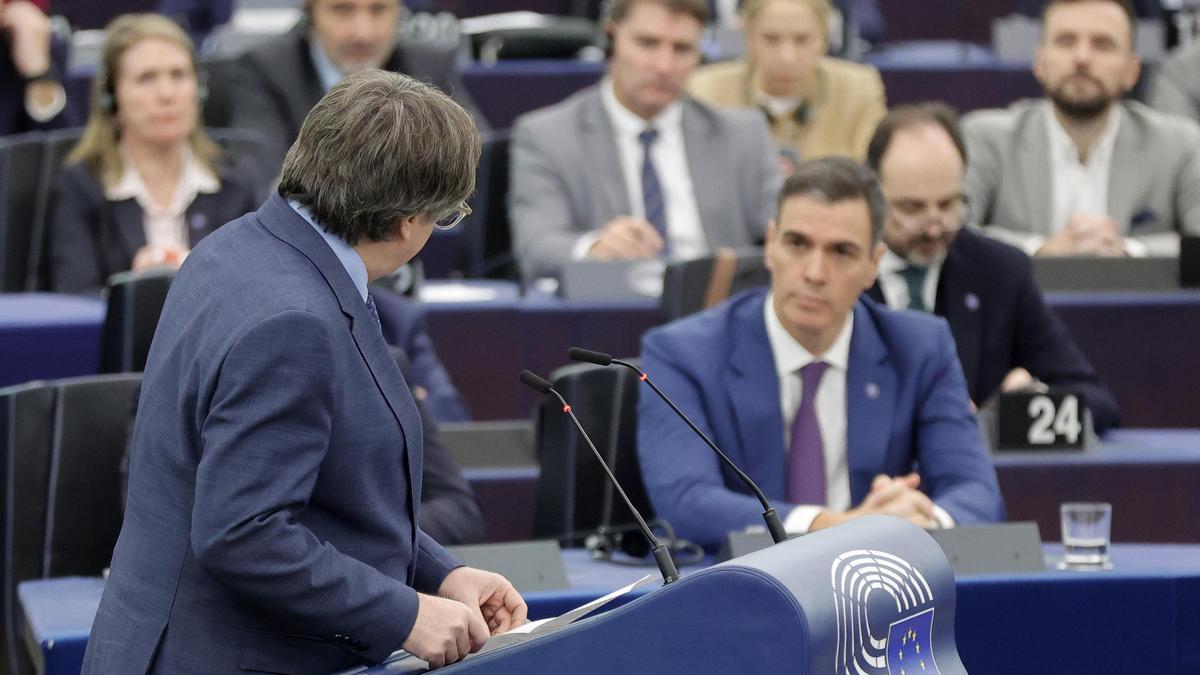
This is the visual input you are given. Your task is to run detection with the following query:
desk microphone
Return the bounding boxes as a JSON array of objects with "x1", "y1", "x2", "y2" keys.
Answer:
[
  {"x1": 567, "y1": 347, "x2": 788, "y2": 545},
  {"x1": 519, "y1": 370, "x2": 679, "y2": 585}
]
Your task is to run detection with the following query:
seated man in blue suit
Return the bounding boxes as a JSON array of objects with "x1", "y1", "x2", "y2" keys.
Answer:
[
  {"x1": 84, "y1": 71, "x2": 524, "y2": 674},
  {"x1": 863, "y1": 102, "x2": 1120, "y2": 433},
  {"x1": 638, "y1": 157, "x2": 1003, "y2": 549}
]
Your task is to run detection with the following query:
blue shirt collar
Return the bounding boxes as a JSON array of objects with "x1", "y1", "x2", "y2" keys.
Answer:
[
  {"x1": 307, "y1": 36, "x2": 345, "y2": 93},
  {"x1": 288, "y1": 199, "x2": 369, "y2": 302}
]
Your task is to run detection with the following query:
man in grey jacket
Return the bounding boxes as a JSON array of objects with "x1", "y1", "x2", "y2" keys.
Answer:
[
  {"x1": 1148, "y1": 41, "x2": 1200, "y2": 126},
  {"x1": 508, "y1": 0, "x2": 781, "y2": 282},
  {"x1": 962, "y1": 0, "x2": 1200, "y2": 257}
]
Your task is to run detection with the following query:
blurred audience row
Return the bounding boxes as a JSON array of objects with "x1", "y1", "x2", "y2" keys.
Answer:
[{"x1": 2, "y1": 0, "x2": 1199, "y2": 298}]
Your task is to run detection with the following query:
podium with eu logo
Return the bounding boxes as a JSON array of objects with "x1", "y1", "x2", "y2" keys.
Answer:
[{"x1": 378, "y1": 515, "x2": 965, "y2": 674}]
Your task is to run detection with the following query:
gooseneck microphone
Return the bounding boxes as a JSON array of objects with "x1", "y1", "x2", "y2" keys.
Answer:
[
  {"x1": 518, "y1": 370, "x2": 679, "y2": 584},
  {"x1": 567, "y1": 347, "x2": 788, "y2": 545}
]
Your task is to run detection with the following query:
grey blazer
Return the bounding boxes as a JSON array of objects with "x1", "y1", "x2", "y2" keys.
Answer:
[
  {"x1": 1149, "y1": 42, "x2": 1200, "y2": 126},
  {"x1": 962, "y1": 99, "x2": 1200, "y2": 255},
  {"x1": 508, "y1": 85, "x2": 782, "y2": 281}
]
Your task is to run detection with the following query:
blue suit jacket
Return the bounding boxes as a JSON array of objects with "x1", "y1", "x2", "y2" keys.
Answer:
[
  {"x1": 867, "y1": 229, "x2": 1120, "y2": 433},
  {"x1": 637, "y1": 289, "x2": 1004, "y2": 548},
  {"x1": 83, "y1": 194, "x2": 460, "y2": 674}
]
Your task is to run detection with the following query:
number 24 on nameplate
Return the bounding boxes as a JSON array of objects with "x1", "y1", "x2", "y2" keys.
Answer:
[{"x1": 1027, "y1": 394, "x2": 1081, "y2": 445}]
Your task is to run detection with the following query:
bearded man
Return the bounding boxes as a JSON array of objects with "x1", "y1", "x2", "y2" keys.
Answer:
[{"x1": 962, "y1": 0, "x2": 1200, "y2": 257}]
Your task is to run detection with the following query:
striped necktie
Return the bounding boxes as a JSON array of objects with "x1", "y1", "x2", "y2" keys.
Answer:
[
  {"x1": 366, "y1": 293, "x2": 382, "y2": 334},
  {"x1": 638, "y1": 127, "x2": 670, "y2": 256}
]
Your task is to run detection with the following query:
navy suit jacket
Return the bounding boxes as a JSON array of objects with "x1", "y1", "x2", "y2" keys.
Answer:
[
  {"x1": 83, "y1": 194, "x2": 461, "y2": 674},
  {"x1": 637, "y1": 289, "x2": 1004, "y2": 548},
  {"x1": 49, "y1": 157, "x2": 261, "y2": 294},
  {"x1": 867, "y1": 228, "x2": 1120, "y2": 433}
]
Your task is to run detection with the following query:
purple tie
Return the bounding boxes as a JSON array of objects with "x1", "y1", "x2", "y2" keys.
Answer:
[{"x1": 786, "y1": 361, "x2": 830, "y2": 505}]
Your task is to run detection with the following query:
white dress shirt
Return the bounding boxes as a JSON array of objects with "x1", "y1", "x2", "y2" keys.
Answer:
[
  {"x1": 1005, "y1": 103, "x2": 1146, "y2": 255},
  {"x1": 877, "y1": 248, "x2": 942, "y2": 312},
  {"x1": 105, "y1": 147, "x2": 220, "y2": 255},
  {"x1": 764, "y1": 295, "x2": 954, "y2": 533},
  {"x1": 764, "y1": 295, "x2": 853, "y2": 534},
  {"x1": 571, "y1": 79, "x2": 708, "y2": 260},
  {"x1": 1046, "y1": 102, "x2": 1121, "y2": 235}
]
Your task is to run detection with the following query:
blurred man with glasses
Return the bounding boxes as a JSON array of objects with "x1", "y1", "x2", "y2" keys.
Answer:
[{"x1": 864, "y1": 103, "x2": 1119, "y2": 432}]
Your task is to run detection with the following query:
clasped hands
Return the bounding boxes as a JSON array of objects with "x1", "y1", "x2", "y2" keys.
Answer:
[
  {"x1": 811, "y1": 473, "x2": 938, "y2": 531},
  {"x1": 1037, "y1": 213, "x2": 1126, "y2": 257},
  {"x1": 588, "y1": 216, "x2": 664, "y2": 260},
  {"x1": 402, "y1": 566, "x2": 528, "y2": 668}
]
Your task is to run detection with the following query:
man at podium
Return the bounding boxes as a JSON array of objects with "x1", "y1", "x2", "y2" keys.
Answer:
[
  {"x1": 637, "y1": 157, "x2": 1004, "y2": 548},
  {"x1": 82, "y1": 71, "x2": 524, "y2": 673}
]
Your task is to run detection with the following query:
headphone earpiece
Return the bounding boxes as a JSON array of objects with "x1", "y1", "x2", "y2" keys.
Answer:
[
  {"x1": 95, "y1": 63, "x2": 209, "y2": 115},
  {"x1": 197, "y1": 67, "x2": 209, "y2": 106},
  {"x1": 794, "y1": 102, "x2": 810, "y2": 126},
  {"x1": 96, "y1": 64, "x2": 117, "y2": 115}
]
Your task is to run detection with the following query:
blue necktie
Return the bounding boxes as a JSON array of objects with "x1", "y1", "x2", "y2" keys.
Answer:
[
  {"x1": 366, "y1": 293, "x2": 382, "y2": 333},
  {"x1": 786, "y1": 361, "x2": 830, "y2": 505},
  {"x1": 638, "y1": 127, "x2": 670, "y2": 256}
]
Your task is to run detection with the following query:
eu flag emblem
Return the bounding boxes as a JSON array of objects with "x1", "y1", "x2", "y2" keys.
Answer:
[{"x1": 886, "y1": 608, "x2": 941, "y2": 675}]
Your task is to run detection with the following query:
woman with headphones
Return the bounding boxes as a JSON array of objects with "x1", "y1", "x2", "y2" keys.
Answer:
[
  {"x1": 50, "y1": 13, "x2": 259, "y2": 294},
  {"x1": 687, "y1": 0, "x2": 887, "y2": 170}
]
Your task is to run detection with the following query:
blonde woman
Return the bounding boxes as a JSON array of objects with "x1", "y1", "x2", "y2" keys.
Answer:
[
  {"x1": 688, "y1": 0, "x2": 886, "y2": 166},
  {"x1": 50, "y1": 13, "x2": 258, "y2": 294}
]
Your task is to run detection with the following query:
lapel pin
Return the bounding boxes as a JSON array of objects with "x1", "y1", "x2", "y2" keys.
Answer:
[
  {"x1": 190, "y1": 214, "x2": 207, "y2": 230},
  {"x1": 964, "y1": 293, "x2": 980, "y2": 311},
  {"x1": 865, "y1": 383, "x2": 880, "y2": 400}
]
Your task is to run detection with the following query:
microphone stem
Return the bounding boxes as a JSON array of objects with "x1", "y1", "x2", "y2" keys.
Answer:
[
  {"x1": 550, "y1": 389, "x2": 679, "y2": 584},
  {"x1": 613, "y1": 358, "x2": 788, "y2": 545}
]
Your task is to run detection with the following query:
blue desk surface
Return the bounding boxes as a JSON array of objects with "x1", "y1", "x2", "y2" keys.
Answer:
[
  {"x1": 463, "y1": 429, "x2": 1200, "y2": 545},
  {"x1": 19, "y1": 543, "x2": 1200, "y2": 675},
  {"x1": 3, "y1": 288, "x2": 1198, "y2": 424},
  {"x1": 0, "y1": 294, "x2": 105, "y2": 388}
]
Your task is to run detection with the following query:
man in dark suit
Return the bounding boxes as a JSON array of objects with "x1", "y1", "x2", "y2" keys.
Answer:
[
  {"x1": 83, "y1": 71, "x2": 523, "y2": 674},
  {"x1": 0, "y1": 0, "x2": 75, "y2": 136},
  {"x1": 863, "y1": 103, "x2": 1120, "y2": 433},
  {"x1": 638, "y1": 157, "x2": 1003, "y2": 549},
  {"x1": 230, "y1": 0, "x2": 484, "y2": 180}
]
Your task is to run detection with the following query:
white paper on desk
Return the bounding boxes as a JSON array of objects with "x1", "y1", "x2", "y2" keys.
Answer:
[
  {"x1": 419, "y1": 284, "x2": 500, "y2": 303},
  {"x1": 470, "y1": 572, "x2": 657, "y2": 658},
  {"x1": 369, "y1": 574, "x2": 657, "y2": 670}
]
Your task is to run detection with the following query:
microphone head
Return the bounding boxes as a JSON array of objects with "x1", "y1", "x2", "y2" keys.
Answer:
[
  {"x1": 568, "y1": 347, "x2": 613, "y2": 366},
  {"x1": 519, "y1": 369, "x2": 553, "y2": 394}
]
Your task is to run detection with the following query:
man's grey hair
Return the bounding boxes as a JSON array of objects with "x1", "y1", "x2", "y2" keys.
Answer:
[
  {"x1": 279, "y1": 69, "x2": 481, "y2": 245},
  {"x1": 775, "y1": 157, "x2": 887, "y2": 246}
]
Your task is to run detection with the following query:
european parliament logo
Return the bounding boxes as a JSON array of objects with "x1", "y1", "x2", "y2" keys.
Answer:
[{"x1": 831, "y1": 549, "x2": 942, "y2": 675}]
